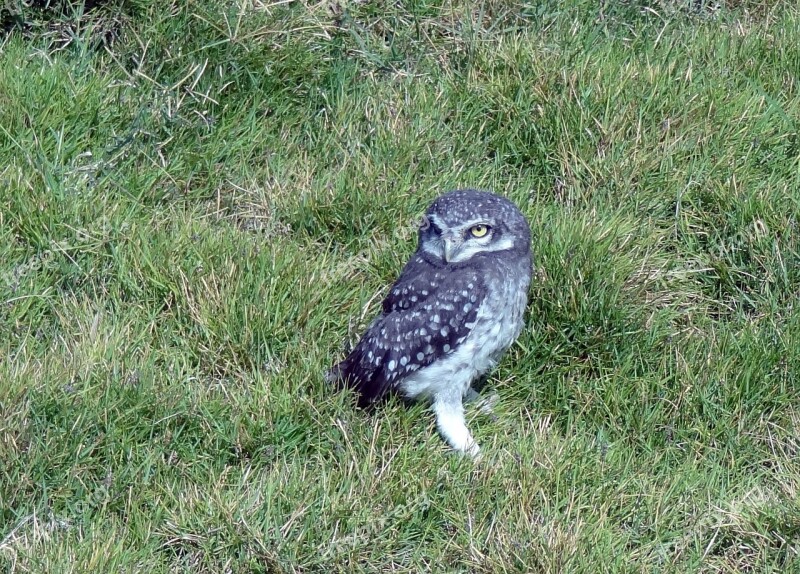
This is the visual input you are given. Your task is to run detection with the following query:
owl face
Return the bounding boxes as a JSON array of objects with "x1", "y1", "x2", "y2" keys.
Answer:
[{"x1": 418, "y1": 190, "x2": 530, "y2": 264}]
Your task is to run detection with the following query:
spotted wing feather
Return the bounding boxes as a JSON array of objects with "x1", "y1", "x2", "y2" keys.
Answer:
[{"x1": 328, "y1": 257, "x2": 486, "y2": 407}]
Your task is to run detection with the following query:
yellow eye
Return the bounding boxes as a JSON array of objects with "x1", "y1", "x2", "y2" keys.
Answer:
[{"x1": 469, "y1": 224, "x2": 490, "y2": 238}]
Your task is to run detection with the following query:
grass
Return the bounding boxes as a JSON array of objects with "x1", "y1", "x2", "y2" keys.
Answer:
[{"x1": 1, "y1": 0, "x2": 799, "y2": 571}]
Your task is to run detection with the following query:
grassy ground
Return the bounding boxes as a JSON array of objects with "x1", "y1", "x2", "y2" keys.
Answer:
[{"x1": 1, "y1": 0, "x2": 799, "y2": 571}]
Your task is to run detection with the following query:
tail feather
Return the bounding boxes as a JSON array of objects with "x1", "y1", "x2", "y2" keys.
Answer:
[
  {"x1": 324, "y1": 363, "x2": 342, "y2": 385},
  {"x1": 325, "y1": 355, "x2": 385, "y2": 408}
]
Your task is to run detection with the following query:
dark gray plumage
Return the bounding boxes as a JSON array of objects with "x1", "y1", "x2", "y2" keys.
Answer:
[{"x1": 327, "y1": 189, "x2": 532, "y2": 457}]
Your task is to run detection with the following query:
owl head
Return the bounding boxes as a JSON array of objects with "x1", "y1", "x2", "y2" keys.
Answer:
[{"x1": 417, "y1": 189, "x2": 531, "y2": 265}]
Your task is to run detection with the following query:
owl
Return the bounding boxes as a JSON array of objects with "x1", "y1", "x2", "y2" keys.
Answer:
[{"x1": 326, "y1": 189, "x2": 532, "y2": 457}]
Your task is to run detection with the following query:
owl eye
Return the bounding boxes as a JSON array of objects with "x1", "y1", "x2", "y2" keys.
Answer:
[{"x1": 469, "y1": 224, "x2": 490, "y2": 238}]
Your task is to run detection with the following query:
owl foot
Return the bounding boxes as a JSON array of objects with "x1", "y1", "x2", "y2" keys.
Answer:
[
  {"x1": 432, "y1": 392, "x2": 481, "y2": 458},
  {"x1": 465, "y1": 388, "x2": 500, "y2": 421}
]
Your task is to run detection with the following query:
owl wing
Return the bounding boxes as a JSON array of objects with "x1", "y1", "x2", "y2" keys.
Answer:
[{"x1": 328, "y1": 260, "x2": 487, "y2": 407}]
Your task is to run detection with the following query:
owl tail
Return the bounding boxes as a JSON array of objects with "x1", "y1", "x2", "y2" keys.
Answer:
[
  {"x1": 324, "y1": 360, "x2": 358, "y2": 392},
  {"x1": 324, "y1": 363, "x2": 342, "y2": 385},
  {"x1": 325, "y1": 358, "x2": 382, "y2": 408}
]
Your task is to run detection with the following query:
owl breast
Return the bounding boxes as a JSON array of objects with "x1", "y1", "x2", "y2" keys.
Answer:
[{"x1": 397, "y1": 254, "x2": 530, "y2": 401}]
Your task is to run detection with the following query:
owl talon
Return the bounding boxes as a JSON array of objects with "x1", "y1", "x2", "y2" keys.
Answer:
[
  {"x1": 466, "y1": 389, "x2": 499, "y2": 419},
  {"x1": 479, "y1": 393, "x2": 500, "y2": 420},
  {"x1": 433, "y1": 393, "x2": 482, "y2": 457}
]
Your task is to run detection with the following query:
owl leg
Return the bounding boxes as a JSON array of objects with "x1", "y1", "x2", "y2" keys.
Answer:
[
  {"x1": 465, "y1": 387, "x2": 499, "y2": 421},
  {"x1": 432, "y1": 391, "x2": 480, "y2": 458},
  {"x1": 464, "y1": 387, "x2": 480, "y2": 403}
]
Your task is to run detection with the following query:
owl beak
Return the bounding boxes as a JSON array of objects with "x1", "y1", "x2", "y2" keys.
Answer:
[{"x1": 443, "y1": 236, "x2": 462, "y2": 263}]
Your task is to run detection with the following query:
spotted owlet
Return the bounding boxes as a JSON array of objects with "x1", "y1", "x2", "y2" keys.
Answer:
[{"x1": 326, "y1": 189, "x2": 532, "y2": 457}]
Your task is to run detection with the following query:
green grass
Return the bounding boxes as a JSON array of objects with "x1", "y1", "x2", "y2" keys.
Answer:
[{"x1": 1, "y1": 0, "x2": 799, "y2": 572}]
